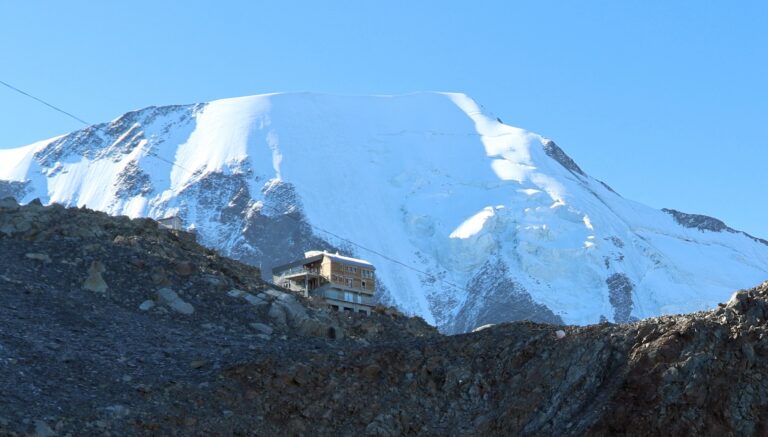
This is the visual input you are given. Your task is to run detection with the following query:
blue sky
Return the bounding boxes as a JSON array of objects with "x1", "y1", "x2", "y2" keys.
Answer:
[{"x1": 1, "y1": 1, "x2": 766, "y2": 237}]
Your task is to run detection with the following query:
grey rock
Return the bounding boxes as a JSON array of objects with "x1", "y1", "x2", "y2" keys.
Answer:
[
  {"x1": 450, "y1": 260, "x2": 563, "y2": 334},
  {"x1": 726, "y1": 290, "x2": 749, "y2": 314},
  {"x1": 250, "y1": 322, "x2": 274, "y2": 335},
  {"x1": 227, "y1": 288, "x2": 245, "y2": 298},
  {"x1": 138, "y1": 300, "x2": 155, "y2": 311},
  {"x1": 264, "y1": 288, "x2": 288, "y2": 299},
  {"x1": 297, "y1": 318, "x2": 343, "y2": 339},
  {"x1": 662, "y1": 208, "x2": 728, "y2": 232},
  {"x1": 543, "y1": 140, "x2": 585, "y2": 176},
  {"x1": 156, "y1": 288, "x2": 194, "y2": 315},
  {"x1": 33, "y1": 420, "x2": 55, "y2": 437},
  {"x1": 0, "y1": 181, "x2": 29, "y2": 202},
  {"x1": 267, "y1": 304, "x2": 287, "y2": 326},
  {"x1": 742, "y1": 343, "x2": 756, "y2": 366},
  {"x1": 0, "y1": 197, "x2": 18, "y2": 209},
  {"x1": 244, "y1": 293, "x2": 268, "y2": 306},
  {"x1": 663, "y1": 209, "x2": 768, "y2": 246},
  {"x1": 607, "y1": 273, "x2": 634, "y2": 323},
  {"x1": 105, "y1": 404, "x2": 130, "y2": 418},
  {"x1": 275, "y1": 297, "x2": 309, "y2": 324},
  {"x1": 25, "y1": 253, "x2": 51, "y2": 263}
]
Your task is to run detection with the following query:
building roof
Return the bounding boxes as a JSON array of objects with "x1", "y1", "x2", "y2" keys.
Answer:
[
  {"x1": 272, "y1": 250, "x2": 374, "y2": 274},
  {"x1": 304, "y1": 250, "x2": 373, "y2": 267}
]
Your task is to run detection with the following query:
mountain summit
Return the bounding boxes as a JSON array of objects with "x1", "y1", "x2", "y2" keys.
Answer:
[{"x1": 2, "y1": 92, "x2": 767, "y2": 332}]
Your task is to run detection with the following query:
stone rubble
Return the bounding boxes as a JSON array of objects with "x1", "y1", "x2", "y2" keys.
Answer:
[{"x1": 0, "y1": 199, "x2": 767, "y2": 435}]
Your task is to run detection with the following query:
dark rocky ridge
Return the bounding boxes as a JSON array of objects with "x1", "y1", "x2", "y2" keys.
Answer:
[
  {"x1": 542, "y1": 140, "x2": 585, "y2": 176},
  {"x1": 1, "y1": 198, "x2": 768, "y2": 435},
  {"x1": 662, "y1": 208, "x2": 730, "y2": 232},
  {"x1": 663, "y1": 207, "x2": 768, "y2": 246}
]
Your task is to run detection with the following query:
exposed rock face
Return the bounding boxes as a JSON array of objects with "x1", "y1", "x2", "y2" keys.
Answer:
[
  {"x1": 451, "y1": 260, "x2": 563, "y2": 333},
  {"x1": 1, "y1": 202, "x2": 768, "y2": 435},
  {"x1": 542, "y1": 140, "x2": 585, "y2": 176},
  {"x1": 114, "y1": 161, "x2": 153, "y2": 198},
  {"x1": 0, "y1": 180, "x2": 30, "y2": 200},
  {"x1": 662, "y1": 208, "x2": 729, "y2": 232},
  {"x1": 156, "y1": 287, "x2": 194, "y2": 315},
  {"x1": 607, "y1": 272, "x2": 635, "y2": 323},
  {"x1": 663, "y1": 207, "x2": 768, "y2": 246}
]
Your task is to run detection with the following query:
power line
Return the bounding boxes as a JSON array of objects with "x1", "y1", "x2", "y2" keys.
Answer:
[
  {"x1": 159, "y1": 156, "x2": 473, "y2": 293},
  {"x1": 151, "y1": 154, "x2": 522, "y2": 319},
  {"x1": 1, "y1": 79, "x2": 551, "y2": 325},
  {"x1": 0, "y1": 79, "x2": 92, "y2": 126}
]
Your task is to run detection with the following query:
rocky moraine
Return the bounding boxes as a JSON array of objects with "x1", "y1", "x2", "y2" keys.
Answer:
[{"x1": 1, "y1": 198, "x2": 767, "y2": 435}]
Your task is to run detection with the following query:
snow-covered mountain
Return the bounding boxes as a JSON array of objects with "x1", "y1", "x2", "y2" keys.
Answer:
[{"x1": 2, "y1": 92, "x2": 767, "y2": 332}]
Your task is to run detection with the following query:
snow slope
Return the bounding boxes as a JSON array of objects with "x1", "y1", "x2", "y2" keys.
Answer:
[{"x1": 2, "y1": 92, "x2": 767, "y2": 332}]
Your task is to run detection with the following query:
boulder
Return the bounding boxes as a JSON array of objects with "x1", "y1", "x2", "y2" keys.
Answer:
[
  {"x1": 726, "y1": 290, "x2": 750, "y2": 314},
  {"x1": 297, "y1": 318, "x2": 343, "y2": 340},
  {"x1": 0, "y1": 197, "x2": 18, "y2": 209},
  {"x1": 264, "y1": 288, "x2": 289, "y2": 299},
  {"x1": 244, "y1": 293, "x2": 268, "y2": 307},
  {"x1": 268, "y1": 304, "x2": 287, "y2": 326},
  {"x1": 250, "y1": 322, "x2": 274, "y2": 335},
  {"x1": 276, "y1": 301, "x2": 308, "y2": 324},
  {"x1": 227, "y1": 288, "x2": 246, "y2": 298},
  {"x1": 275, "y1": 293, "x2": 309, "y2": 324},
  {"x1": 156, "y1": 288, "x2": 195, "y2": 315},
  {"x1": 25, "y1": 253, "x2": 51, "y2": 263},
  {"x1": 83, "y1": 261, "x2": 108, "y2": 293}
]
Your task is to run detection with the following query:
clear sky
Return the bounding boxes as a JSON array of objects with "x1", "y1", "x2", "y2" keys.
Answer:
[{"x1": 1, "y1": 1, "x2": 766, "y2": 237}]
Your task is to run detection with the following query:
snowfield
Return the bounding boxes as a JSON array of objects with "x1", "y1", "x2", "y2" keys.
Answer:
[{"x1": 2, "y1": 92, "x2": 767, "y2": 332}]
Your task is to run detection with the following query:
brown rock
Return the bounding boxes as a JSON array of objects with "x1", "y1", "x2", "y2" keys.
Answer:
[
  {"x1": 174, "y1": 261, "x2": 195, "y2": 276},
  {"x1": 83, "y1": 261, "x2": 108, "y2": 293}
]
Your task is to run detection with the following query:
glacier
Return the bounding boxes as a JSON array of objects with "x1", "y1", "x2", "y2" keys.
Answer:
[{"x1": 1, "y1": 91, "x2": 767, "y2": 333}]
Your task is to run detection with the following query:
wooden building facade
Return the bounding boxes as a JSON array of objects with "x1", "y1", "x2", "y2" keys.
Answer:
[{"x1": 272, "y1": 250, "x2": 375, "y2": 314}]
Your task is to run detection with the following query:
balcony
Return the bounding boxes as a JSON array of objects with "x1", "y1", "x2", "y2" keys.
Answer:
[
  {"x1": 313, "y1": 286, "x2": 374, "y2": 306},
  {"x1": 277, "y1": 266, "x2": 321, "y2": 279}
]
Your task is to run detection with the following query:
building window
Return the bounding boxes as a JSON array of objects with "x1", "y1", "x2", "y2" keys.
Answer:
[
  {"x1": 330, "y1": 305, "x2": 339, "y2": 311},
  {"x1": 361, "y1": 280, "x2": 366, "y2": 288},
  {"x1": 343, "y1": 307, "x2": 353, "y2": 312}
]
